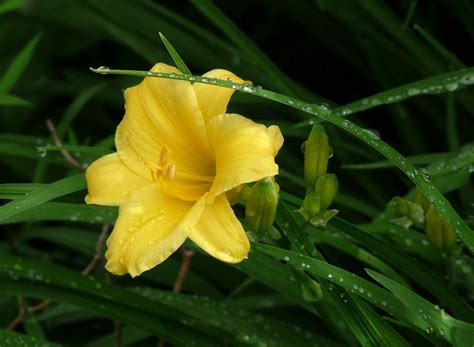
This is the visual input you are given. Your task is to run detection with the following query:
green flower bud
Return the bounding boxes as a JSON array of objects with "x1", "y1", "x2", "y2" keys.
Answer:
[
  {"x1": 245, "y1": 178, "x2": 279, "y2": 238},
  {"x1": 304, "y1": 124, "x2": 330, "y2": 185},
  {"x1": 315, "y1": 173, "x2": 338, "y2": 211},
  {"x1": 426, "y1": 205, "x2": 457, "y2": 251},
  {"x1": 302, "y1": 191, "x2": 321, "y2": 217},
  {"x1": 386, "y1": 196, "x2": 424, "y2": 228}
]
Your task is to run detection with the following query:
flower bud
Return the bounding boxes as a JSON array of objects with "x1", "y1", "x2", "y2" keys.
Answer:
[
  {"x1": 426, "y1": 205, "x2": 457, "y2": 250},
  {"x1": 245, "y1": 178, "x2": 279, "y2": 238},
  {"x1": 304, "y1": 124, "x2": 330, "y2": 185},
  {"x1": 315, "y1": 173, "x2": 338, "y2": 211},
  {"x1": 386, "y1": 196, "x2": 424, "y2": 228},
  {"x1": 302, "y1": 191, "x2": 321, "y2": 216}
]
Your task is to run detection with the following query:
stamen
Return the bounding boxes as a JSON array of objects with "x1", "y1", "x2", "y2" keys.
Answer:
[{"x1": 168, "y1": 164, "x2": 176, "y2": 179}]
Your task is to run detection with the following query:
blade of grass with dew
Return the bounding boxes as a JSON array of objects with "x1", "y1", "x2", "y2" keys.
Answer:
[
  {"x1": 0, "y1": 174, "x2": 86, "y2": 222},
  {"x1": 368, "y1": 270, "x2": 474, "y2": 347},
  {"x1": 276, "y1": 201, "x2": 391, "y2": 346},
  {"x1": 0, "y1": 34, "x2": 41, "y2": 94},
  {"x1": 342, "y1": 151, "x2": 456, "y2": 170},
  {"x1": 138, "y1": 288, "x2": 336, "y2": 347},
  {"x1": 253, "y1": 244, "x2": 436, "y2": 342},
  {"x1": 36, "y1": 145, "x2": 112, "y2": 161},
  {"x1": 294, "y1": 67, "x2": 474, "y2": 124},
  {"x1": 308, "y1": 228, "x2": 410, "y2": 287},
  {"x1": 0, "y1": 202, "x2": 117, "y2": 225},
  {"x1": 0, "y1": 328, "x2": 61, "y2": 347},
  {"x1": 0, "y1": 256, "x2": 231, "y2": 345},
  {"x1": 328, "y1": 218, "x2": 474, "y2": 321},
  {"x1": 0, "y1": 277, "x2": 219, "y2": 346},
  {"x1": 0, "y1": 183, "x2": 45, "y2": 199},
  {"x1": 158, "y1": 32, "x2": 191, "y2": 75},
  {"x1": 89, "y1": 67, "x2": 474, "y2": 255}
]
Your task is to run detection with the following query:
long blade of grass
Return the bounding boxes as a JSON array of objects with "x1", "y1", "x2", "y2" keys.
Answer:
[
  {"x1": 0, "y1": 34, "x2": 41, "y2": 94},
  {"x1": 0, "y1": 94, "x2": 31, "y2": 106},
  {"x1": 0, "y1": 174, "x2": 86, "y2": 222},
  {"x1": 159, "y1": 32, "x2": 191, "y2": 75},
  {"x1": 89, "y1": 67, "x2": 474, "y2": 255}
]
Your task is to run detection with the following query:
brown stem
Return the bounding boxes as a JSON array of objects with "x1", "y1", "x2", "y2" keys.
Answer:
[
  {"x1": 173, "y1": 249, "x2": 195, "y2": 293},
  {"x1": 45, "y1": 118, "x2": 85, "y2": 172},
  {"x1": 6, "y1": 296, "x2": 25, "y2": 331},
  {"x1": 114, "y1": 320, "x2": 122, "y2": 347},
  {"x1": 159, "y1": 249, "x2": 195, "y2": 346}
]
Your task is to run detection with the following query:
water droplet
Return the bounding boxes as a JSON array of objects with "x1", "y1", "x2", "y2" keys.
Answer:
[
  {"x1": 446, "y1": 83, "x2": 458, "y2": 91},
  {"x1": 420, "y1": 168, "x2": 432, "y2": 182},
  {"x1": 328, "y1": 147, "x2": 334, "y2": 158},
  {"x1": 461, "y1": 73, "x2": 474, "y2": 84},
  {"x1": 361, "y1": 128, "x2": 380, "y2": 140},
  {"x1": 328, "y1": 273, "x2": 334, "y2": 279},
  {"x1": 303, "y1": 105, "x2": 313, "y2": 113},
  {"x1": 317, "y1": 103, "x2": 331, "y2": 113},
  {"x1": 96, "y1": 66, "x2": 110, "y2": 74},
  {"x1": 284, "y1": 256, "x2": 290, "y2": 261},
  {"x1": 37, "y1": 148, "x2": 47, "y2": 158},
  {"x1": 243, "y1": 85, "x2": 255, "y2": 93},
  {"x1": 300, "y1": 141, "x2": 306, "y2": 154},
  {"x1": 341, "y1": 108, "x2": 351, "y2": 116},
  {"x1": 407, "y1": 88, "x2": 420, "y2": 96},
  {"x1": 342, "y1": 120, "x2": 351, "y2": 127}
]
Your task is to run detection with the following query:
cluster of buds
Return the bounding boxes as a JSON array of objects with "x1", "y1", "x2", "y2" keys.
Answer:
[
  {"x1": 300, "y1": 124, "x2": 338, "y2": 226},
  {"x1": 385, "y1": 188, "x2": 457, "y2": 251}
]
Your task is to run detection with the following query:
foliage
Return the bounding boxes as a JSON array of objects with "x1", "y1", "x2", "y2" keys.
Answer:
[{"x1": 0, "y1": 1, "x2": 473, "y2": 346}]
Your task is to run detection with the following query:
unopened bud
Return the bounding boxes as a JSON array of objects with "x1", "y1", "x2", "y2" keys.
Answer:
[
  {"x1": 245, "y1": 178, "x2": 279, "y2": 238},
  {"x1": 315, "y1": 174, "x2": 338, "y2": 211},
  {"x1": 304, "y1": 124, "x2": 330, "y2": 185},
  {"x1": 386, "y1": 196, "x2": 424, "y2": 227},
  {"x1": 426, "y1": 205, "x2": 457, "y2": 250},
  {"x1": 302, "y1": 191, "x2": 321, "y2": 216}
]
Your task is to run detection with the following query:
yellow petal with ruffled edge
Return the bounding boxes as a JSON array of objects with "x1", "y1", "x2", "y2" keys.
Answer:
[
  {"x1": 188, "y1": 194, "x2": 249, "y2": 263},
  {"x1": 85, "y1": 153, "x2": 150, "y2": 206},
  {"x1": 206, "y1": 113, "x2": 283, "y2": 203},
  {"x1": 105, "y1": 184, "x2": 207, "y2": 277},
  {"x1": 194, "y1": 69, "x2": 246, "y2": 123},
  {"x1": 115, "y1": 63, "x2": 215, "y2": 201}
]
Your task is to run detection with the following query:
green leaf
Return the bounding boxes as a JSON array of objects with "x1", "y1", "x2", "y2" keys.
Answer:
[
  {"x1": 0, "y1": 202, "x2": 117, "y2": 225},
  {"x1": 0, "y1": 34, "x2": 41, "y2": 94},
  {"x1": 159, "y1": 32, "x2": 191, "y2": 75},
  {"x1": 0, "y1": 0, "x2": 21, "y2": 15},
  {"x1": 0, "y1": 328, "x2": 61, "y2": 347},
  {"x1": 0, "y1": 94, "x2": 31, "y2": 106},
  {"x1": 368, "y1": 270, "x2": 474, "y2": 347},
  {"x1": 0, "y1": 174, "x2": 86, "y2": 222}
]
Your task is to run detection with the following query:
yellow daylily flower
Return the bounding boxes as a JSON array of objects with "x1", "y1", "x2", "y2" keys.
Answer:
[{"x1": 85, "y1": 63, "x2": 284, "y2": 277}]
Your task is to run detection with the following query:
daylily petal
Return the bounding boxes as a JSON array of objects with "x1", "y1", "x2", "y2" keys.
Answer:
[
  {"x1": 115, "y1": 63, "x2": 215, "y2": 201},
  {"x1": 85, "y1": 153, "x2": 150, "y2": 206},
  {"x1": 105, "y1": 184, "x2": 206, "y2": 277},
  {"x1": 188, "y1": 194, "x2": 249, "y2": 263},
  {"x1": 193, "y1": 69, "x2": 247, "y2": 123},
  {"x1": 206, "y1": 113, "x2": 283, "y2": 202}
]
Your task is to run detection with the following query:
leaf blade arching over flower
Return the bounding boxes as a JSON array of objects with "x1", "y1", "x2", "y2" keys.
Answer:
[
  {"x1": 193, "y1": 69, "x2": 247, "y2": 123},
  {"x1": 86, "y1": 63, "x2": 284, "y2": 277}
]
